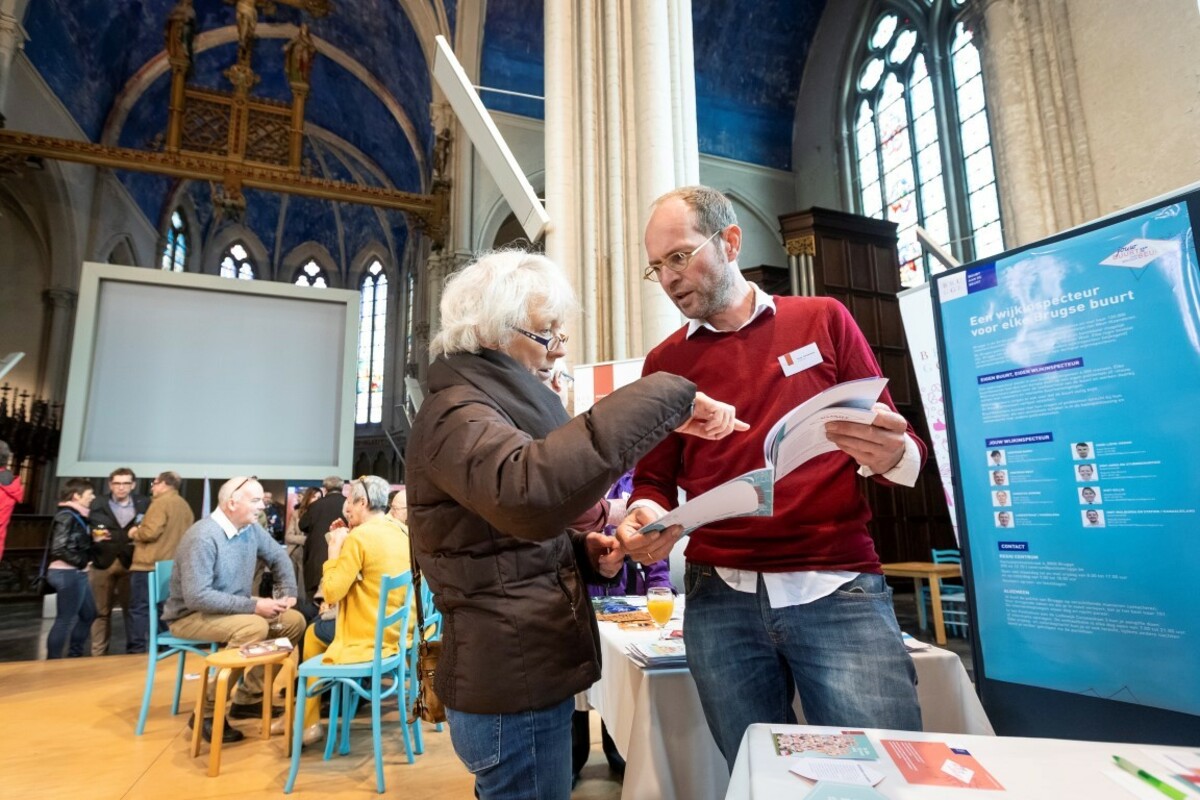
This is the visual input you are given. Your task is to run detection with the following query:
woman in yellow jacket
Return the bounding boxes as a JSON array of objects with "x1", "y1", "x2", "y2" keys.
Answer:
[{"x1": 300, "y1": 474, "x2": 412, "y2": 745}]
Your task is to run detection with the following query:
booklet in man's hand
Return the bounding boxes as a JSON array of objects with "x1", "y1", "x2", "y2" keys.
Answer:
[{"x1": 642, "y1": 377, "x2": 888, "y2": 535}]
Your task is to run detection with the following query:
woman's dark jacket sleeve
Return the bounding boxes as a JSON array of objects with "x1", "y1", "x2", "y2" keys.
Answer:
[{"x1": 49, "y1": 510, "x2": 94, "y2": 569}]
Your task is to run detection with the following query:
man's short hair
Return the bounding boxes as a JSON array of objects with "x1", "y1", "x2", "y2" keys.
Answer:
[
  {"x1": 0, "y1": 439, "x2": 11, "y2": 467},
  {"x1": 59, "y1": 477, "x2": 94, "y2": 502},
  {"x1": 158, "y1": 471, "x2": 182, "y2": 490},
  {"x1": 430, "y1": 249, "x2": 579, "y2": 358},
  {"x1": 349, "y1": 475, "x2": 390, "y2": 512},
  {"x1": 109, "y1": 467, "x2": 135, "y2": 482},
  {"x1": 322, "y1": 475, "x2": 345, "y2": 493},
  {"x1": 652, "y1": 185, "x2": 738, "y2": 237}
]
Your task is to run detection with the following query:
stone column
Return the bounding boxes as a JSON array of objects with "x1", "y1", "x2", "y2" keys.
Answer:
[
  {"x1": 544, "y1": 0, "x2": 699, "y2": 364},
  {"x1": 40, "y1": 287, "x2": 76, "y2": 404},
  {"x1": 0, "y1": 0, "x2": 30, "y2": 125},
  {"x1": 973, "y1": 0, "x2": 1099, "y2": 244}
]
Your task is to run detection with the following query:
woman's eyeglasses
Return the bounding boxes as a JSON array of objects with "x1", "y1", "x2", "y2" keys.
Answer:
[{"x1": 511, "y1": 327, "x2": 568, "y2": 352}]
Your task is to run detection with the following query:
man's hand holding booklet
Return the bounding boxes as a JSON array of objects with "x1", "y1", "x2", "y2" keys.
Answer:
[{"x1": 640, "y1": 377, "x2": 889, "y2": 535}]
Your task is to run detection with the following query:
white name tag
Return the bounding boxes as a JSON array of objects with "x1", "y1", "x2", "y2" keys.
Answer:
[{"x1": 778, "y1": 343, "x2": 822, "y2": 377}]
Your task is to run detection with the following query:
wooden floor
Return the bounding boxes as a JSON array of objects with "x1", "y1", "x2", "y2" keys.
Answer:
[{"x1": 1, "y1": 652, "x2": 623, "y2": 800}]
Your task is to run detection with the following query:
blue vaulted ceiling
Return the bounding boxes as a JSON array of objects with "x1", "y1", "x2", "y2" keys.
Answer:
[
  {"x1": 22, "y1": 0, "x2": 446, "y2": 276},
  {"x1": 20, "y1": 0, "x2": 825, "y2": 269}
]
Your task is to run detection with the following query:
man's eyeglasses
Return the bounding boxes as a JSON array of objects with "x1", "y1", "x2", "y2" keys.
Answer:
[
  {"x1": 511, "y1": 327, "x2": 568, "y2": 352},
  {"x1": 643, "y1": 228, "x2": 725, "y2": 282},
  {"x1": 231, "y1": 475, "x2": 257, "y2": 496}
]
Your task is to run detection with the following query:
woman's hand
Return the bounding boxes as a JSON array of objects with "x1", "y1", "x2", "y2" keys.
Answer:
[
  {"x1": 673, "y1": 391, "x2": 750, "y2": 440},
  {"x1": 585, "y1": 532, "x2": 626, "y2": 578}
]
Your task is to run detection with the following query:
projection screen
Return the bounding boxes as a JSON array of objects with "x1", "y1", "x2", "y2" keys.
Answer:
[{"x1": 57, "y1": 263, "x2": 358, "y2": 479}]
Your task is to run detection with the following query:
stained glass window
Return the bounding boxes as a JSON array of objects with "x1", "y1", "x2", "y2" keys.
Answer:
[
  {"x1": 293, "y1": 259, "x2": 328, "y2": 288},
  {"x1": 161, "y1": 210, "x2": 187, "y2": 272},
  {"x1": 356, "y1": 260, "x2": 387, "y2": 425},
  {"x1": 849, "y1": 1, "x2": 1004, "y2": 287},
  {"x1": 219, "y1": 243, "x2": 255, "y2": 280}
]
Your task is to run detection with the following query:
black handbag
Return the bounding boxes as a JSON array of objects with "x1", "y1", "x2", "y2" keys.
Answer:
[{"x1": 30, "y1": 521, "x2": 54, "y2": 595}]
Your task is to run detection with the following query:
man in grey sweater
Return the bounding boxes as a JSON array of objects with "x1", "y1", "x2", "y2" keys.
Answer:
[{"x1": 164, "y1": 476, "x2": 304, "y2": 743}]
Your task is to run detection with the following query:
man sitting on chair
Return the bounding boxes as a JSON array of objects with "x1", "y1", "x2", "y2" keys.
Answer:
[{"x1": 163, "y1": 476, "x2": 304, "y2": 744}]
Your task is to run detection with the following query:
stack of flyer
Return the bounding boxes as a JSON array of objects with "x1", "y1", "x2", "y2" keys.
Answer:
[{"x1": 625, "y1": 639, "x2": 687, "y2": 669}]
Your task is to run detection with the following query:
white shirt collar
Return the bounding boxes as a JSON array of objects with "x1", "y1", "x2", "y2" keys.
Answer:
[
  {"x1": 210, "y1": 507, "x2": 241, "y2": 540},
  {"x1": 684, "y1": 282, "x2": 776, "y2": 338}
]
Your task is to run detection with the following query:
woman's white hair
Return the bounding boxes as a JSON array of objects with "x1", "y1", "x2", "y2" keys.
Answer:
[{"x1": 431, "y1": 249, "x2": 579, "y2": 357}]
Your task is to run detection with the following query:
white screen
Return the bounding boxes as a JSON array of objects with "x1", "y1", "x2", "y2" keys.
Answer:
[{"x1": 58, "y1": 264, "x2": 358, "y2": 479}]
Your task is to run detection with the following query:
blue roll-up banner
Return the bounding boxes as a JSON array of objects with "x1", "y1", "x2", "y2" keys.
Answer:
[{"x1": 932, "y1": 191, "x2": 1200, "y2": 743}]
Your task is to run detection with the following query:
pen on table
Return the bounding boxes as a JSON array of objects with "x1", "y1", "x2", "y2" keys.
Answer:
[{"x1": 1113, "y1": 755, "x2": 1187, "y2": 800}]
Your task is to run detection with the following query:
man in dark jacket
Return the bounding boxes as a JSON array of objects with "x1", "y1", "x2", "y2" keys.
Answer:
[
  {"x1": 89, "y1": 467, "x2": 150, "y2": 655},
  {"x1": 298, "y1": 476, "x2": 347, "y2": 597}
]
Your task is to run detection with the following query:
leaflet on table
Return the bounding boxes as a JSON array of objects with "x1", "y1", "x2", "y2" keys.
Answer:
[
  {"x1": 880, "y1": 739, "x2": 1003, "y2": 790},
  {"x1": 771, "y1": 730, "x2": 880, "y2": 760},
  {"x1": 238, "y1": 637, "x2": 294, "y2": 658},
  {"x1": 789, "y1": 759, "x2": 885, "y2": 787},
  {"x1": 641, "y1": 377, "x2": 888, "y2": 535}
]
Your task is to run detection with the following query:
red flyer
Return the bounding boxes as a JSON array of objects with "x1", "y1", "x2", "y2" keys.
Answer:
[{"x1": 881, "y1": 740, "x2": 1004, "y2": 790}]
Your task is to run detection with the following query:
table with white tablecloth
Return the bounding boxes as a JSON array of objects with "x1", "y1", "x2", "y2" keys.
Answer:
[
  {"x1": 727, "y1": 723, "x2": 1199, "y2": 799},
  {"x1": 587, "y1": 607, "x2": 993, "y2": 800}
]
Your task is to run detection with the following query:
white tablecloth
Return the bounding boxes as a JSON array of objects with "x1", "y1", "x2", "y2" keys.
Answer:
[
  {"x1": 588, "y1": 609, "x2": 993, "y2": 800},
  {"x1": 727, "y1": 723, "x2": 1199, "y2": 799}
]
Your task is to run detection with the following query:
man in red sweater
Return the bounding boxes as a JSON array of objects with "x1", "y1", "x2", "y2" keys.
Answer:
[{"x1": 618, "y1": 185, "x2": 925, "y2": 769}]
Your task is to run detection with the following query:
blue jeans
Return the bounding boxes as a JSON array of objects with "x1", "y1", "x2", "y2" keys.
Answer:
[
  {"x1": 127, "y1": 570, "x2": 151, "y2": 654},
  {"x1": 683, "y1": 565, "x2": 920, "y2": 769},
  {"x1": 445, "y1": 696, "x2": 574, "y2": 800},
  {"x1": 46, "y1": 568, "x2": 97, "y2": 658}
]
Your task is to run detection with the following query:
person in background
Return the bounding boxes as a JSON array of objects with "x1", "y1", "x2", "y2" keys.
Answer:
[
  {"x1": 263, "y1": 491, "x2": 285, "y2": 543},
  {"x1": 163, "y1": 476, "x2": 303, "y2": 745},
  {"x1": 299, "y1": 477, "x2": 348, "y2": 598},
  {"x1": 0, "y1": 440, "x2": 23, "y2": 560},
  {"x1": 406, "y1": 249, "x2": 746, "y2": 800},
  {"x1": 127, "y1": 471, "x2": 194, "y2": 653},
  {"x1": 571, "y1": 470, "x2": 672, "y2": 781},
  {"x1": 296, "y1": 476, "x2": 411, "y2": 746},
  {"x1": 284, "y1": 487, "x2": 321, "y2": 605},
  {"x1": 387, "y1": 488, "x2": 407, "y2": 526},
  {"x1": 46, "y1": 478, "x2": 99, "y2": 659},
  {"x1": 89, "y1": 467, "x2": 150, "y2": 656},
  {"x1": 618, "y1": 185, "x2": 925, "y2": 769}
]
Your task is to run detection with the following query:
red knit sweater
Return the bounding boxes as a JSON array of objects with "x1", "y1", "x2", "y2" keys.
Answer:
[{"x1": 632, "y1": 296, "x2": 926, "y2": 573}]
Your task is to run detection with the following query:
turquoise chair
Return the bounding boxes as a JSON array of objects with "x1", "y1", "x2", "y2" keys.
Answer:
[
  {"x1": 135, "y1": 560, "x2": 220, "y2": 735},
  {"x1": 920, "y1": 548, "x2": 969, "y2": 638},
  {"x1": 284, "y1": 571, "x2": 416, "y2": 794}
]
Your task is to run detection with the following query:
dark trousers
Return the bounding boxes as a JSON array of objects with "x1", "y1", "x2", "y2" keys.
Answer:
[
  {"x1": 127, "y1": 570, "x2": 152, "y2": 654},
  {"x1": 46, "y1": 569, "x2": 96, "y2": 658},
  {"x1": 571, "y1": 710, "x2": 626, "y2": 777}
]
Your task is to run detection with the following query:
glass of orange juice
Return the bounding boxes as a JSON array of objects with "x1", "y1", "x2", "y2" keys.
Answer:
[{"x1": 646, "y1": 587, "x2": 674, "y2": 639}]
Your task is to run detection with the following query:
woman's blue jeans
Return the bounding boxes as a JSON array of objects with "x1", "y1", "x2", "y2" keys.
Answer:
[
  {"x1": 683, "y1": 564, "x2": 921, "y2": 770},
  {"x1": 46, "y1": 568, "x2": 97, "y2": 658},
  {"x1": 446, "y1": 696, "x2": 574, "y2": 800}
]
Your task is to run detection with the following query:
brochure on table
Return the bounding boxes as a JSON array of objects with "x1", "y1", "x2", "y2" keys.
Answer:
[{"x1": 931, "y1": 193, "x2": 1200, "y2": 730}]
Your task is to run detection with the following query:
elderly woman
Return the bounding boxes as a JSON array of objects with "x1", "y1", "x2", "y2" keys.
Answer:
[
  {"x1": 406, "y1": 250, "x2": 746, "y2": 800},
  {"x1": 297, "y1": 475, "x2": 411, "y2": 745}
]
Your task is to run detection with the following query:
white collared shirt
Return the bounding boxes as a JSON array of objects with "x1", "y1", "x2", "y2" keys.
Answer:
[
  {"x1": 638, "y1": 283, "x2": 921, "y2": 609},
  {"x1": 210, "y1": 507, "x2": 243, "y2": 540}
]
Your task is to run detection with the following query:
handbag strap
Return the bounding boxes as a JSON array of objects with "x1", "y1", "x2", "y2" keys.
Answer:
[{"x1": 409, "y1": 529, "x2": 430, "y2": 644}]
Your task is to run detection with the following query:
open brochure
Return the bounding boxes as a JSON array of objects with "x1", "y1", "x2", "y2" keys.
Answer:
[{"x1": 642, "y1": 377, "x2": 888, "y2": 535}]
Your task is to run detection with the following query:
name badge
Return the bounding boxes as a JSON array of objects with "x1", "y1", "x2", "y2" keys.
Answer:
[{"x1": 778, "y1": 343, "x2": 822, "y2": 377}]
